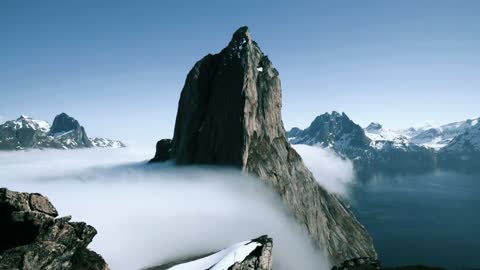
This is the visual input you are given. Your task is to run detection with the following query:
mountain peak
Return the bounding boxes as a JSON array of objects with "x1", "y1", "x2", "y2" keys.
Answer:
[
  {"x1": 50, "y1": 113, "x2": 80, "y2": 134},
  {"x1": 366, "y1": 122, "x2": 383, "y2": 132},
  {"x1": 152, "y1": 27, "x2": 376, "y2": 263},
  {"x1": 227, "y1": 26, "x2": 254, "y2": 57},
  {"x1": 232, "y1": 26, "x2": 250, "y2": 40},
  {"x1": 18, "y1": 115, "x2": 31, "y2": 120},
  {"x1": 331, "y1": 111, "x2": 341, "y2": 117}
]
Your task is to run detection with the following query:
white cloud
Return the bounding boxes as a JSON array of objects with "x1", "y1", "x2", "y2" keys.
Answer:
[
  {"x1": 292, "y1": 144, "x2": 355, "y2": 197},
  {"x1": 0, "y1": 148, "x2": 330, "y2": 270}
]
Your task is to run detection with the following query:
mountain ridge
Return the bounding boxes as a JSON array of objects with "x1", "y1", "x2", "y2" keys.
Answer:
[
  {"x1": 288, "y1": 112, "x2": 479, "y2": 174},
  {"x1": 0, "y1": 113, "x2": 125, "y2": 150}
]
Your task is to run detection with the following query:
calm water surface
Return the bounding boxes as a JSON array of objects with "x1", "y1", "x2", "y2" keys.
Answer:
[{"x1": 351, "y1": 171, "x2": 480, "y2": 270}]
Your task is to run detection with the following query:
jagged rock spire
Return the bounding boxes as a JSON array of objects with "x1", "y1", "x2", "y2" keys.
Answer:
[{"x1": 154, "y1": 26, "x2": 377, "y2": 264}]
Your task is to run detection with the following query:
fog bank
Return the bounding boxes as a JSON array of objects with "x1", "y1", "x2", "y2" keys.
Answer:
[
  {"x1": 292, "y1": 144, "x2": 355, "y2": 197},
  {"x1": 0, "y1": 148, "x2": 330, "y2": 270}
]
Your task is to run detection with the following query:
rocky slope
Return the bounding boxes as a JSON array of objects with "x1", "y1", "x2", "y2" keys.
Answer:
[
  {"x1": 151, "y1": 26, "x2": 376, "y2": 264},
  {"x1": 0, "y1": 113, "x2": 125, "y2": 150},
  {"x1": 0, "y1": 187, "x2": 109, "y2": 270}
]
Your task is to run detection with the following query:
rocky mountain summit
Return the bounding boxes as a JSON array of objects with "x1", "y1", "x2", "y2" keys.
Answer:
[
  {"x1": 49, "y1": 112, "x2": 94, "y2": 148},
  {"x1": 147, "y1": 235, "x2": 273, "y2": 270},
  {"x1": 0, "y1": 188, "x2": 109, "y2": 270},
  {"x1": 151, "y1": 26, "x2": 376, "y2": 264},
  {"x1": 0, "y1": 113, "x2": 125, "y2": 150}
]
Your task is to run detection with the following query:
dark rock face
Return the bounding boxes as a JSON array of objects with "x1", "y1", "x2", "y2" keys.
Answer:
[
  {"x1": 153, "y1": 26, "x2": 376, "y2": 264},
  {"x1": 49, "y1": 113, "x2": 94, "y2": 148},
  {"x1": 0, "y1": 188, "x2": 109, "y2": 270},
  {"x1": 50, "y1": 113, "x2": 81, "y2": 134},
  {"x1": 286, "y1": 127, "x2": 302, "y2": 138},
  {"x1": 150, "y1": 139, "x2": 172, "y2": 163}
]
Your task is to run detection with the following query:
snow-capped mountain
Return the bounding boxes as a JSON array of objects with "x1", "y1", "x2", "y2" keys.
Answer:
[
  {"x1": 288, "y1": 112, "x2": 436, "y2": 175},
  {"x1": 0, "y1": 113, "x2": 125, "y2": 150},
  {"x1": 402, "y1": 118, "x2": 480, "y2": 150},
  {"x1": 289, "y1": 111, "x2": 371, "y2": 150},
  {"x1": 289, "y1": 113, "x2": 480, "y2": 174},
  {"x1": 364, "y1": 117, "x2": 480, "y2": 151},
  {"x1": 364, "y1": 122, "x2": 410, "y2": 150},
  {"x1": 90, "y1": 137, "x2": 125, "y2": 148},
  {"x1": 437, "y1": 121, "x2": 480, "y2": 172}
]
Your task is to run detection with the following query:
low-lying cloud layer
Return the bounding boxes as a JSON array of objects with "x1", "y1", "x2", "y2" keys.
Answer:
[
  {"x1": 0, "y1": 148, "x2": 332, "y2": 270},
  {"x1": 292, "y1": 144, "x2": 355, "y2": 197}
]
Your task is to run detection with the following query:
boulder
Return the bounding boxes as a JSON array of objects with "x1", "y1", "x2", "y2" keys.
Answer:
[{"x1": 0, "y1": 187, "x2": 109, "y2": 270}]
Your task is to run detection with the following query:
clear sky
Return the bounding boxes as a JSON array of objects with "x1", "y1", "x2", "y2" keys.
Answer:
[{"x1": 1, "y1": 0, "x2": 479, "y2": 145}]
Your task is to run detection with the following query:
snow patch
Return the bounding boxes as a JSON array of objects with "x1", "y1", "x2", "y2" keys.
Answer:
[{"x1": 168, "y1": 241, "x2": 260, "y2": 270}]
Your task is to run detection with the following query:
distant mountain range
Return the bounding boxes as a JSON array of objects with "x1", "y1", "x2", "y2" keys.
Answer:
[
  {"x1": 0, "y1": 113, "x2": 125, "y2": 150},
  {"x1": 288, "y1": 112, "x2": 480, "y2": 175}
]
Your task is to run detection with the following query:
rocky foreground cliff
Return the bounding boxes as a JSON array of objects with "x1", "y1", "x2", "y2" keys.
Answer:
[
  {"x1": 0, "y1": 188, "x2": 109, "y2": 269},
  {"x1": 151, "y1": 26, "x2": 376, "y2": 264}
]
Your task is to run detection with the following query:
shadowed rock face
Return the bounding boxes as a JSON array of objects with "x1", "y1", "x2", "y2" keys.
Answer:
[
  {"x1": 50, "y1": 113, "x2": 94, "y2": 148},
  {"x1": 150, "y1": 139, "x2": 173, "y2": 163},
  {"x1": 0, "y1": 188, "x2": 109, "y2": 270},
  {"x1": 154, "y1": 26, "x2": 376, "y2": 264}
]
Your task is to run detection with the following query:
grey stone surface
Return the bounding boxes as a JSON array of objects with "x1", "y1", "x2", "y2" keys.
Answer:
[{"x1": 0, "y1": 188, "x2": 109, "y2": 270}]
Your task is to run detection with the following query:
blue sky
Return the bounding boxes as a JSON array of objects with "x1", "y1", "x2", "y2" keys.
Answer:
[{"x1": 1, "y1": 0, "x2": 479, "y2": 145}]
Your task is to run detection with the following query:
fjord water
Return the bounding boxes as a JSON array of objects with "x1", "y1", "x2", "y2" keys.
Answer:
[{"x1": 351, "y1": 171, "x2": 480, "y2": 269}]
